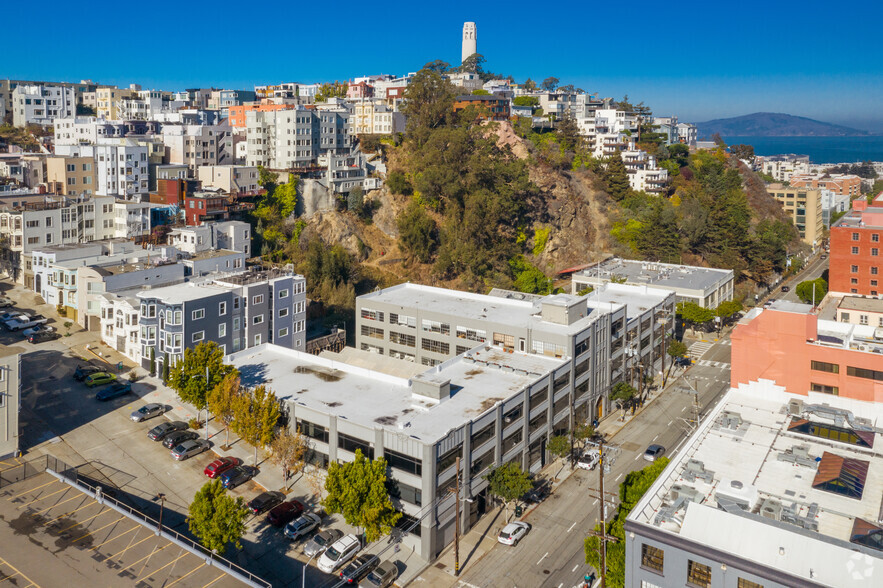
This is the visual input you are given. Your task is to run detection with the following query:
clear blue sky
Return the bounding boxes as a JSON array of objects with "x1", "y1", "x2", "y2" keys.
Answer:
[{"x1": 7, "y1": 0, "x2": 883, "y2": 131}]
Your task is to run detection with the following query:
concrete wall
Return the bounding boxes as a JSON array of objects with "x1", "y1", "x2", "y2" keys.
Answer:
[{"x1": 0, "y1": 350, "x2": 22, "y2": 459}]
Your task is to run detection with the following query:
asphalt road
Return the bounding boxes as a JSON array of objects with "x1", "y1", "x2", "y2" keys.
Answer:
[
  {"x1": 456, "y1": 338, "x2": 733, "y2": 588},
  {"x1": 766, "y1": 254, "x2": 829, "y2": 305}
]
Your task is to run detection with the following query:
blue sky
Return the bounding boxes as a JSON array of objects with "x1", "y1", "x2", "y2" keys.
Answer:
[{"x1": 7, "y1": 0, "x2": 883, "y2": 130}]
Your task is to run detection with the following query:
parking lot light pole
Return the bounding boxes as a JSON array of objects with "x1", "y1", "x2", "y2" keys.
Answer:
[
  {"x1": 302, "y1": 552, "x2": 318, "y2": 588},
  {"x1": 155, "y1": 493, "x2": 166, "y2": 536}
]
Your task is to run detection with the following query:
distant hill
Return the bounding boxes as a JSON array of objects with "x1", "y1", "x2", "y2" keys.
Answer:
[{"x1": 696, "y1": 112, "x2": 868, "y2": 137}]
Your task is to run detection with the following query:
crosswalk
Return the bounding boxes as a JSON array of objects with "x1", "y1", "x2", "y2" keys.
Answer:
[
  {"x1": 688, "y1": 341, "x2": 714, "y2": 359},
  {"x1": 695, "y1": 359, "x2": 730, "y2": 369}
]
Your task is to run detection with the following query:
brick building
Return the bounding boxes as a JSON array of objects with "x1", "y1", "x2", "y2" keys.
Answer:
[{"x1": 829, "y1": 195, "x2": 883, "y2": 296}]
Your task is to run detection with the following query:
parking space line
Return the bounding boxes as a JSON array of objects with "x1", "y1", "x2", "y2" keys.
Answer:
[
  {"x1": 45, "y1": 500, "x2": 102, "y2": 527},
  {"x1": 9, "y1": 480, "x2": 59, "y2": 501},
  {"x1": 17, "y1": 487, "x2": 69, "y2": 509},
  {"x1": 118, "y1": 543, "x2": 172, "y2": 573},
  {"x1": 201, "y1": 574, "x2": 225, "y2": 588},
  {"x1": 0, "y1": 558, "x2": 40, "y2": 588},
  {"x1": 103, "y1": 530, "x2": 151, "y2": 558},
  {"x1": 32, "y1": 493, "x2": 84, "y2": 515},
  {"x1": 54, "y1": 507, "x2": 109, "y2": 534},
  {"x1": 71, "y1": 515, "x2": 126, "y2": 543},
  {"x1": 136, "y1": 551, "x2": 188, "y2": 583},
  {"x1": 165, "y1": 562, "x2": 206, "y2": 588}
]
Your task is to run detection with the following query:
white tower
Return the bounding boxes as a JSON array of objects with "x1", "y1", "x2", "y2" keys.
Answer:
[{"x1": 462, "y1": 22, "x2": 477, "y2": 64}]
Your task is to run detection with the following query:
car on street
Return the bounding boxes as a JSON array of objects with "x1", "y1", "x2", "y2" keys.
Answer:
[
  {"x1": 643, "y1": 444, "x2": 666, "y2": 462},
  {"x1": 340, "y1": 554, "x2": 378, "y2": 584},
  {"x1": 95, "y1": 381, "x2": 133, "y2": 401},
  {"x1": 84, "y1": 372, "x2": 117, "y2": 387},
  {"x1": 303, "y1": 528, "x2": 343, "y2": 557},
  {"x1": 147, "y1": 421, "x2": 188, "y2": 441},
  {"x1": 764, "y1": 298, "x2": 777, "y2": 308},
  {"x1": 576, "y1": 449, "x2": 600, "y2": 471},
  {"x1": 248, "y1": 491, "x2": 284, "y2": 514},
  {"x1": 204, "y1": 456, "x2": 238, "y2": 479},
  {"x1": 358, "y1": 560, "x2": 398, "y2": 588},
  {"x1": 781, "y1": 285, "x2": 790, "y2": 293},
  {"x1": 0, "y1": 296, "x2": 13, "y2": 308},
  {"x1": 675, "y1": 356, "x2": 692, "y2": 367},
  {"x1": 130, "y1": 403, "x2": 168, "y2": 422},
  {"x1": 283, "y1": 512, "x2": 320, "y2": 539},
  {"x1": 821, "y1": 253, "x2": 828, "y2": 260},
  {"x1": 74, "y1": 364, "x2": 102, "y2": 381},
  {"x1": 162, "y1": 430, "x2": 199, "y2": 449},
  {"x1": 170, "y1": 439, "x2": 211, "y2": 461},
  {"x1": 27, "y1": 329, "x2": 59, "y2": 344},
  {"x1": 317, "y1": 534, "x2": 361, "y2": 573},
  {"x1": 497, "y1": 521, "x2": 530, "y2": 546},
  {"x1": 269, "y1": 499, "x2": 305, "y2": 528},
  {"x1": 220, "y1": 465, "x2": 256, "y2": 489}
]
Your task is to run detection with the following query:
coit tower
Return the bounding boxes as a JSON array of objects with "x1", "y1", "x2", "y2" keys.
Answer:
[{"x1": 462, "y1": 22, "x2": 477, "y2": 64}]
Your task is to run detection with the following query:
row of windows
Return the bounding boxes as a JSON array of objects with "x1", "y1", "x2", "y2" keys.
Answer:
[
  {"x1": 849, "y1": 246, "x2": 879, "y2": 256},
  {"x1": 640, "y1": 544, "x2": 763, "y2": 588},
  {"x1": 421, "y1": 338, "x2": 449, "y2": 355},
  {"x1": 389, "y1": 331, "x2": 416, "y2": 347},
  {"x1": 812, "y1": 360, "x2": 883, "y2": 381},
  {"x1": 849, "y1": 265, "x2": 879, "y2": 274},
  {"x1": 851, "y1": 232, "x2": 881, "y2": 242}
]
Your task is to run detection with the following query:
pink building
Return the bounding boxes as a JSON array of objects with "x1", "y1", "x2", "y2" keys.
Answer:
[
  {"x1": 346, "y1": 81, "x2": 374, "y2": 99},
  {"x1": 731, "y1": 302, "x2": 883, "y2": 403}
]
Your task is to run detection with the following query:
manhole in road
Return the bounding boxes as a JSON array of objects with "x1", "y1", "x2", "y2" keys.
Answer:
[{"x1": 543, "y1": 569, "x2": 551, "y2": 574}]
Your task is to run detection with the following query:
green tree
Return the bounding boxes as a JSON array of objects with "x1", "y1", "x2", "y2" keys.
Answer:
[
  {"x1": 541, "y1": 77, "x2": 560, "y2": 91},
  {"x1": 386, "y1": 170, "x2": 412, "y2": 195},
  {"x1": 270, "y1": 428, "x2": 309, "y2": 488},
  {"x1": 795, "y1": 278, "x2": 827, "y2": 305},
  {"x1": 149, "y1": 347, "x2": 156, "y2": 378},
  {"x1": 187, "y1": 479, "x2": 249, "y2": 555},
  {"x1": 274, "y1": 173, "x2": 298, "y2": 218},
  {"x1": 168, "y1": 342, "x2": 237, "y2": 415},
  {"x1": 401, "y1": 68, "x2": 457, "y2": 148},
  {"x1": 509, "y1": 256, "x2": 553, "y2": 294},
  {"x1": 666, "y1": 339, "x2": 688, "y2": 360},
  {"x1": 573, "y1": 423, "x2": 596, "y2": 448},
  {"x1": 547, "y1": 434, "x2": 570, "y2": 460},
  {"x1": 162, "y1": 354, "x2": 170, "y2": 384},
  {"x1": 512, "y1": 96, "x2": 539, "y2": 108},
  {"x1": 460, "y1": 53, "x2": 486, "y2": 74},
  {"x1": 207, "y1": 373, "x2": 240, "y2": 448},
  {"x1": 257, "y1": 165, "x2": 278, "y2": 190},
  {"x1": 610, "y1": 381, "x2": 638, "y2": 415},
  {"x1": 555, "y1": 112, "x2": 581, "y2": 152},
  {"x1": 233, "y1": 384, "x2": 280, "y2": 465},
  {"x1": 522, "y1": 78, "x2": 537, "y2": 91},
  {"x1": 604, "y1": 152, "x2": 631, "y2": 201},
  {"x1": 397, "y1": 200, "x2": 438, "y2": 263},
  {"x1": 676, "y1": 301, "x2": 715, "y2": 333},
  {"x1": 484, "y1": 462, "x2": 533, "y2": 519},
  {"x1": 471, "y1": 89, "x2": 490, "y2": 96},
  {"x1": 715, "y1": 300, "x2": 744, "y2": 322},
  {"x1": 347, "y1": 186, "x2": 364, "y2": 215},
  {"x1": 730, "y1": 144, "x2": 755, "y2": 160},
  {"x1": 323, "y1": 449, "x2": 401, "y2": 542},
  {"x1": 422, "y1": 59, "x2": 450, "y2": 73}
]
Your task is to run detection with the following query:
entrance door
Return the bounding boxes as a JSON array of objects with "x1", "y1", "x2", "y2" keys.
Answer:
[
  {"x1": 596, "y1": 398, "x2": 604, "y2": 421},
  {"x1": 519, "y1": 338, "x2": 525, "y2": 352},
  {"x1": 35, "y1": 273, "x2": 41, "y2": 294}
]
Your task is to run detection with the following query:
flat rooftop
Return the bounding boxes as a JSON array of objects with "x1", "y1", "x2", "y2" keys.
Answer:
[
  {"x1": 581, "y1": 282, "x2": 672, "y2": 320},
  {"x1": 137, "y1": 281, "x2": 231, "y2": 303},
  {"x1": 837, "y1": 296, "x2": 883, "y2": 313},
  {"x1": 573, "y1": 258, "x2": 733, "y2": 293},
  {"x1": 627, "y1": 380, "x2": 883, "y2": 587},
  {"x1": 229, "y1": 343, "x2": 566, "y2": 443},
  {"x1": 359, "y1": 283, "x2": 617, "y2": 336},
  {"x1": 740, "y1": 305, "x2": 883, "y2": 355},
  {"x1": 835, "y1": 206, "x2": 883, "y2": 229},
  {"x1": 187, "y1": 248, "x2": 242, "y2": 261}
]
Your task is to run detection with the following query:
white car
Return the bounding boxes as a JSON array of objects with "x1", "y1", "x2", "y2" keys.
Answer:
[
  {"x1": 497, "y1": 521, "x2": 530, "y2": 546},
  {"x1": 576, "y1": 449, "x2": 600, "y2": 471},
  {"x1": 317, "y1": 533, "x2": 361, "y2": 573},
  {"x1": 0, "y1": 296, "x2": 13, "y2": 308}
]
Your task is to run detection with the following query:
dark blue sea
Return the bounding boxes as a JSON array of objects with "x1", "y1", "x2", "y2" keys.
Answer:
[{"x1": 722, "y1": 136, "x2": 883, "y2": 164}]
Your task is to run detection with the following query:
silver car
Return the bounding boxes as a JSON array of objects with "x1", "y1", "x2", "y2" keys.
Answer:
[
  {"x1": 359, "y1": 561, "x2": 398, "y2": 588},
  {"x1": 303, "y1": 528, "x2": 343, "y2": 557},
  {"x1": 130, "y1": 403, "x2": 167, "y2": 422},
  {"x1": 170, "y1": 439, "x2": 211, "y2": 461}
]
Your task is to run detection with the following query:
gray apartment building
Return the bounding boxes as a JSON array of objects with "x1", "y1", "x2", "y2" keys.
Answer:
[
  {"x1": 625, "y1": 379, "x2": 883, "y2": 588},
  {"x1": 355, "y1": 282, "x2": 675, "y2": 422},
  {"x1": 229, "y1": 343, "x2": 568, "y2": 562},
  {"x1": 572, "y1": 257, "x2": 734, "y2": 309},
  {"x1": 137, "y1": 269, "x2": 306, "y2": 371},
  {"x1": 0, "y1": 347, "x2": 23, "y2": 459},
  {"x1": 245, "y1": 107, "x2": 352, "y2": 170}
]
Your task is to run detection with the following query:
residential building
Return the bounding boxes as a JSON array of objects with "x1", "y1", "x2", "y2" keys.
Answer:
[
  {"x1": 652, "y1": 116, "x2": 679, "y2": 145},
  {"x1": 245, "y1": 108, "x2": 352, "y2": 169},
  {"x1": 790, "y1": 173, "x2": 862, "y2": 197},
  {"x1": 625, "y1": 379, "x2": 883, "y2": 588},
  {"x1": 254, "y1": 82, "x2": 318, "y2": 100},
  {"x1": 137, "y1": 268, "x2": 307, "y2": 371},
  {"x1": 759, "y1": 155, "x2": 811, "y2": 182},
  {"x1": 0, "y1": 154, "x2": 45, "y2": 187},
  {"x1": 11, "y1": 84, "x2": 75, "y2": 127},
  {"x1": 182, "y1": 190, "x2": 232, "y2": 225},
  {"x1": 447, "y1": 73, "x2": 483, "y2": 92},
  {"x1": 0, "y1": 346, "x2": 22, "y2": 459},
  {"x1": 676, "y1": 122, "x2": 698, "y2": 146},
  {"x1": 227, "y1": 103, "x2": 298, "y2": 130},
  {"x1": 96, "y1": 87, "x2": 138, "y2": 119},
  {"x1": 160, "y1": 123, "x2": 233, "y2": 170},
  {"x1": 731, "y1": 301, "x2": 883, "y2": 402},
  {"x1": 452, "y1": 95, "x2": 510, "y2": 121},
  {"x1": 767, "y1": 183, "x2": 824, "y2": 248},
  {"x1": 322, "y1": 151, "x2": 367, "y2": 194},
  {"x1": 1, "y1": 79, "x2": 98, "y2": 121},
  {"x1": 836, "y1": 296, "x2": 883, "y2": 328},
  {"x1": 118, "y1": 90, "x2": 183, "y2": 120},
  {"x1": 346, "y1": 81, "x2": 373, "y2": 99},
  {"x1": 572, "y1": 258, "x2": 735, "y2": 309},
  {"x1": 821, "y1": 189, "x2": 851, "y2": 227},
  {"x1": 228, "y1": 343, "x2": 567, "y2": 563},
  {"x1": 167, "y1": 220, "x2": 251, "y2": 256},
  {"x1": 98, "y1": 293, "x2": 142, "y2": 363},
  {"x1": 196, "y1": 165, "x2": 263, "y2": 197},
  {"x1": 54, "y1": 116, "x2": 160, "y2": 146},
  {"x1": 55, "y1": 141, "x2": 151, "y2": 201},
  {"x1": 217, "y1": 90, "x2": 256, "y2": 117},
  {"x1": 45, "y1": 155, "x2": 96, "y2": 197},
  {"x1": 350, "y1": 100, "x2": 405, "y2": 136},
  {"x1": 621, "y1": 147, "x2": 669, "y2": 194},
  {"x1": 182, "y1": 249, "x2": 246, "y2": 277},
  {"x1": 829, "y1": 195, "x2": 883, "y2": 296}
]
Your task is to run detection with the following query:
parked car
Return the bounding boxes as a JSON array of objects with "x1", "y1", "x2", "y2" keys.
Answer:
[
  {"x1": 643, "y1": 444, "x2": 666, "y2": 462},
  {"x1": 340, "y1": 554, "x2": 378, "y2": 584},
  {"x1": 576, "y1": 449, "x2": 601, "y2": 471},
  {"x1": 74, "y1": 364, "x2": 102, "y2": 381},
  {"x1": 781, "y1": 285, "x2": 790, "y2": 293},
  {"x1": 6, "y1": 314, "x2": 48, "y2": 331},
  {"x1": 130, "y1": 403, "x2": 168, "y2": 422},
  {"x1": 147, "y1": 421, "x2": 188, "y2": 441},
  {"x1": 821, "y1": 253, "x2": 828, "y2": 260},
  {"x1": 95, "y1": 381, "x2": 133, "y2": 401},
  {"x1": 162, "y1": 430, "x2": 199, "y2": 449},
  {"x1": 170, "y1": 439, "x2": 211, "y2": 461},
  {"x1": 248, "y1": 491, "x2": 284, "y2": 515},
  {"x1": 317, "y1": 534, "x2": 361, "y2": 573},
  {"x1": 1, "y1": 312, "x2": 27, "y2": 327},
  {"x1": 303, "y1": 528, "x2": 344, "y2": 557},
  {"x1": 27, "y1": 329, "x2": 59, "y2": 344},
  {"x1": 204, "y1": 457, "x2": 238, "y2": 479},
  {"x1": 764, "y1": 298, "x2": 777, "y2": 308},
  {"x1": 269, "y1": 499, "x2": 306, "y2": 528},
  {"x1": 84, "y1": 372, "x2": 117, "y2": 388},
  {"x1": 220, "y1": 465, "x2": 256, "y2": 489},
  {"x1": 675, "y1": 356, "x2": 692, "y2": 367},
  {"x1": 358, "y1": 560, "x2": 398, "y2": 588},
  {"x1": 283, "y1": 512, "x2": 320, "y2": 539},
  {"x1": 0, "y1": 296, "x2": 13, "y2": 308},
  {"x1": 497, "y1": 521, "x2": 530, "y2": 546},
  {"x1": 22, "y1": 324, "x2": 53, "y2": 337}
]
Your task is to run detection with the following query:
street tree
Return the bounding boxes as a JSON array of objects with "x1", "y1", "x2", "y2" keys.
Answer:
[
  {"x1": 574, "y1": 423, "x2": 596, "y2": 449},
  {"x1": 187, "y1": 479, "x2": 249, "y2": 555},
  {"x1": 484, "y1": 462, "x2": 533, "y2": 520},
  {"x1": 207, "y1": 373, "x2": 241, "y2": 448},
  {"x1": 547, "y1": 434, "x2": 570, "y2": 461},
  {"x1": 233, "y1": 384, "x2": 280, "y2": 465},
  {"x1": 541, "y1": 77, "x2": 559, "y2": 91},
  {"x1": 168, "y1": 342, "x2": 237, "y2": 422},
  {"x1": 796, "y1": 278, "x2": 827, "y2": 305},
  {"x1": 666, "y1": 339, "x2": 689, "y2": 380},
  {"x1": 610, "y1": 381, "x2": 639, "y2": 417},
  {"x1": 676, "y1": 302, "x2": 715, "y2": 334},
  {"x1": 715, "y1": 300, "x2": 744, "y2": 326},
  {"x1": 323, "y1": 449, "x2": 401, "y2": 542},
  {"x1": 270, "y1": 428, "x2": 309, "y2": 488}
]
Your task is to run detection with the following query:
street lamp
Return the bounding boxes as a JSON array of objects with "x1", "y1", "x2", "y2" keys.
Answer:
[{"x1": 154, "y1": 493, "x2": 166, "y2": 536}]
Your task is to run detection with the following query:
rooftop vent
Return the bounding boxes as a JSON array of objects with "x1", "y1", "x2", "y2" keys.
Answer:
[
  {"x1": 777, "y1": 444, "x2": 817, "y2": 468},
  {"x1": 682, "y1": 459, "x2": 714, "y2": 483}
]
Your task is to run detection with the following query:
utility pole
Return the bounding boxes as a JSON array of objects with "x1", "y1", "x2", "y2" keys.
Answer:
[
  {"x1": 586, "y1": 440, "x2": 619, "y2": 588},
  {"x1": 454, "y1": 456, "x2": 461, "y2": 575}
]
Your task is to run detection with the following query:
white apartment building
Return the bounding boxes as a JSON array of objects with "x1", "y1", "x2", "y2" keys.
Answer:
[
  {"x1": 447, "y1": 73, "x2": 483, "y2": 91},
  {"x1": 94, "y1": 141, "x2": 149, "y2": 200},
  {"x1": 245, "y1": 108, "x2": 352, "y2": 169},
  {"x1": 350, "y1": 100, "x2": 405, "y2": 136},
  {"x1": 622, "y1": 148, "x2": 669, "y2": 194},
  {"x1": 160, "y1": 123, "x2": 233, "y2": 171},
  {"x1": 54, "y1": 117, "x2": 153, "y2": 146},
  {"x1": 98, "y1": 293, "x2": 142, "y2": 362},
  {"x1": 167, "y1": 220, "x2": 251, "y2": 256},
  {"x1": 759, "y1": 155, "x2": 812, "y2": 182},
  {"x1": 676, "y1": 122, "x2": 698, "y2": 146},
  {"x1": 12, "y1": 85, "x2": 74, "y2": 127},
  {"x1": 118, "y1": 90, "x2": 184, "y2": 120}
]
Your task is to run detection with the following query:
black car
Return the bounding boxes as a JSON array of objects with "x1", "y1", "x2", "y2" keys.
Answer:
[
  {"x1": 162, "y1": 430, "x2": 199, "y2": 449},
  {"x1": 74, "y1": 364, "x2": 102, "y2": 381},
  {"x1": 147, "y1": 421, "x2": 188, "y2": 441},
  {"x1": 27, "y1": 329, "x2": 59, "y2": 344},
  {"x1": 339, "y1": 554, "x2": 378, "y2": 584},
  {"x1": 675, "y1": 356, "x2": 692, "y2": 367},
  {"x1": 247, "y1": 491, "x2": 284, "y2": 514},
  {"x1": 95, "y1": 381, "x2": 133, "y2": 401},
  {"x1": 781, "y1": 285, "x2": 790, "y2": 293}
]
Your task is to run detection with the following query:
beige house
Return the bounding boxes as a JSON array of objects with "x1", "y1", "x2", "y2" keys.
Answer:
[
  {"x1": 836, "y1": 296, "x2": 883, "y2": 328},
  {"x1": 96, "y1": 87, "x2": 137, "y2": 120},
  {"x1": 46, "y1": 155, "x2": 96, "y2": 197},
  {"x1": 767, "y1": 183, "x2": 824, "y2": 248}
]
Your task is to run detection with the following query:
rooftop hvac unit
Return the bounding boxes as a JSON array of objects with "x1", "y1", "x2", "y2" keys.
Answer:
[
  {"x1": 760, "y1": 497, "x2": 783, "y2": 521},
  {"x1": 787, "y1": 399, "x2": 804, "y2": 416}
]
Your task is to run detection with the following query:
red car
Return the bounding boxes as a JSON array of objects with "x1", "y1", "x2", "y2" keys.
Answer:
[
  {"x1": 204, "y1": 457, "x2": 238, "y2": 479},
  {"x1": 268, "y1": 499, "x2": 305, "y2": 527}
]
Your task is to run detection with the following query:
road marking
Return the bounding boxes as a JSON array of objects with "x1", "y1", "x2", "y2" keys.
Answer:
[
  {"x1": 667, "y1": 420, "x2": 673, "y2": 426},
  {"x1": 615, "y1": 473, "x2": 623, "y2": 482},
  {"x1": 32, "y1": 493, "x2": 83, "y2": 515},
  {"x1": 45, "y1": 501, "x2": 102, "y2": 527},
  {"x1": 682, "y1": 406, "x2": 687, "y2": 412},
  {"x1": 90, "y1": 524, "x2": 141, "y2": 551},
  {"x1": 17, "y1": 486, "x2": 68, "y2": 508},
  {"x1": 592, "y1": 499, "x2": 598, "y2": 505},
  {"x1": 572, "y1": 564, "x2": 579, "y2": 572},
  {"x1": 634, "y1": 454, "x2": 640, "y2": 461},
  {"x1": 537, "y1": 552, "x2": 549, "y2": 565},
  {"x1": 9, "y1": 479, "x2": 58, "y2": 500},
  {"x1": 119, "y1": 543, "x2": 172, "y2": 574},
  {"x1": 653, "y1": 434, "x2": 659, "y2": 442},
  {"x1": 558, "y1": 584, "x2": 563, "y2": 588},
  {"x1": 0, "y1": 557, "x2": 41, "y2": 588},
  {"x1": 165, "y1": 562, "x2": 206, "y2": 588},
  {"x1": 567, "y1": 521, "x2": 577, "y2": 533},
  {"x1": 136, "y1": 550, "x2": 189, "y2": 583},
  {"x1": 72, "y1": 515, "x2": 126, "y2": 543},
  {"x1": 201, "y1": 574, "x2": 225, "y2": 588}
]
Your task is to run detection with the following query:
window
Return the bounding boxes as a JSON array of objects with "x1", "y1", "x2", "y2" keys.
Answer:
[
  {"x1": 421, "y1": 338, "x2": 449, "y2": 355},
  {"x1": 385, "y1": 449, "x2": 422, "y2": 476},
  {"x1": 437, "y1": 446, "x2": 461, "y2": 473},
  {"x1": 554, "y1": 370, "x2": 570, "y2": 392},
  {"x1": 192, "y1": 309, "x2": 205, "y2": 320},
  {"x1": 338, "y1": 433, "x2": 373, "y2": 459},
  {"x1": 422, "y1": 319, "x2": 450, "y2": 335},
  {"x1": 874, "y1": 234, "x2": 881, "y2": 242},
  {"x1": 218, "y1": 323, "x2": 226, "y2": 338},
  {"x1": 470, "y1": 448, "x2": 495, "y2": 477},
  {"x1": 390, "y1": 313, "x2": 416, "y2": 328},
  {"x1": 641, "y1": 544, "x2": 664, "y2": 574},
  {"x1": 503, "y1": 403, "x2": 523, "y2": 424},
  {"x1": 852, "y1": 232, "x2": 860, "y2": 240},
  {"x1": 471, "y1": 421, "x2": 495, "y2": 450},
  {"x1": 687, "y1": 560, "x2": 711, "y2": 588},
  {"x1": 361, "y1": 325, "x2": 384, "y2": 340},
  {"x1": 851, "y1": 265, "x2": 859, "y2": 273},
  {"x1": 278, "y1": 327, "x2": 289, "y2": 337},
  {"x1": 252, "y1": 315, "x2": 264, "y2": 325},
  {"x1": 502, "y1": 428, "x2": 523, "y2": 455},
  {"x1": 278, "y1": 289, "x2": 289, "y2": 298},
  {"x1": 493, "y1": 332, "x2": 515, "y2": 349},
  {"x1": 852, "y1": 246, "x2": 860, "y2": 254},
  {"x1": 737, "y1": 579, "x2": 763, "y2": 588},
  {"x1": 456, "y1": 326, "x2": 486, "y2": 342},
  {"x1": 254, "y1": 334, "x2": 261, "y2": 346},
  {"x1": 192, "y1": 331, "x2": 205, "y2": 343},
  {"x1": 219, "y1": 301, "x2": 227, "y2": 315},
  {"x1": 529, "y1": 410, "x2": 547, "y2": 433},
  {"x1": 389, "y1": 331, "x2": 416, "y2": 347},
  {"x1": 873, "y1": 249, "x2": 879, "y2": 257},
  {"x1": 361, "y1": 308, "x2": 384, "y2": 322},
  {"x1": 279, "y1": 307, "x2": 289, "y2": 317},
  {"x1": 529, "y1": 386, "x2": 549, "y2": 411},
  {"x1": 252, "y1": 294, "x2": 263, "y2": 305},
  {"x1": 811, "y1": 360, "x2": 839, "y2": 374},
  {"x1": 873, "y1": 267, "x2": 879, "y2": 275},
  {"x1": 847, "y1": 366, "x2": 883, "y2": 382},
  {"x1": 299, "y1": 420, "x2": 329, "y2": 443},
  {"x1": 389, "y1": 480, "x2": 422, "y2": 506}
]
